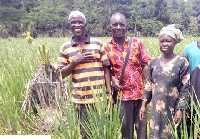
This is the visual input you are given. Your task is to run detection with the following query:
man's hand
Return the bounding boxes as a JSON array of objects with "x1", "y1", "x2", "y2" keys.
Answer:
[
  {"x1": 72, "y1": 52, "x2": 94, "y2": 65},
  {"x1": 61, "y1": 52, "x2": 94, "y2": 78},
  {"x1": 107, "y1": 94, "x2": 115, "y2": 105},
  {"x1": 112, "y1": 76, "x2": 122, "y2": 91}
]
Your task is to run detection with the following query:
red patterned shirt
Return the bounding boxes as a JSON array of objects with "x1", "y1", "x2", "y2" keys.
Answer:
[{"x1": 104, "y1": 36, "x2": 151, "y2": 101}]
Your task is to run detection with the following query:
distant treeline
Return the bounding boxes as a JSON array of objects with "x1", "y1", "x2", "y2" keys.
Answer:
[{"x1": 0, "y1": 0, "x2": 200, "y2": 38}]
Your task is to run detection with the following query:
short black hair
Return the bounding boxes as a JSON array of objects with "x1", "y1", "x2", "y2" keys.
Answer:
[
  {"x1": 110, "y1": 12, "x2": 126, "y2": 24},
  {"x1": 196, "y1": 10, "x2": 200, "y2": 17}
]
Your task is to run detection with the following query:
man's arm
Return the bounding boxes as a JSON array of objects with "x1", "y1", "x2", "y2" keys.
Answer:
[
  {"x1": 60, "y1": 62, "x2": 77, "y2": 78},
  {"x1": 104, "y1": 66, "x2": 111, "y2": 94}
]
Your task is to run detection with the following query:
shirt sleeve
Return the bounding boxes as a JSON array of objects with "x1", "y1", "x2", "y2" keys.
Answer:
[
  {"x1": 100, "y1": 43, "x2": 110, "y2": 67},
  {"x1": 176, "y1": 58, "x2": 190, "y2": 110},
  {"x1": 57, "y1": 44, "x2": 70, "y2": 69},
  {"x1": 138, "y1": 39, "x2": 151, "y2": 67}
]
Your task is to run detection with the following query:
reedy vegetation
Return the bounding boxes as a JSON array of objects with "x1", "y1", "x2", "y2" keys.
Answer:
[{"x1": 0, "y1": 37, "x2": 199, "y2": 138}]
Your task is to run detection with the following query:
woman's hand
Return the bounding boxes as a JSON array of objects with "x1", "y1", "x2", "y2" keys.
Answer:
[
  {"x1": 139, "y1": 105, "x2": 146, "y2": 121},
  {"x1": 174, "y1": 110, "x2": 183, "y2": 124}
]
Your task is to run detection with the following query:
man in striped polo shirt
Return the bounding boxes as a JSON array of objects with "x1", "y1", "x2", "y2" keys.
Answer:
[{"x1": 57, "y1": 11, "x2": 111, "y2": 138}]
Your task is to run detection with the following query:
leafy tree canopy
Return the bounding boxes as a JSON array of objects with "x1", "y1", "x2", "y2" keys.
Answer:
[{"x1": 0, "y1": 0, "x2": 200, "y2": 37}]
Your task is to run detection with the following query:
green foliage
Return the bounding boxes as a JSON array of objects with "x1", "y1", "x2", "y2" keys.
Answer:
[
  {"x1": 57, "y1": 103, "x2": 80, "y2": 139},
  {"x1": 183, "y1": 17, "x2": 199, "y2": 37},
  {"x1": 22, "y1": 31, "x2": 34, "y2": 44},
  {"x1": 28, "y1": 22, "x2": 34, "y2": 32},
  {"x1": 0, "y1": 25, "x2": 10, "y2": 38},
  {"x1": 169, "y1": 89, "x2": 200, "y2": 139},
  {"x1": 138, "y1": 19, "x2": 164, "y2": 36},
  {"x1": 0, "y1": 0, "x2": 199, "y2": 37},
  {"x1": 38, "y1": 45, "x2": 49, "y2": 65},
  {"x1": 0, "y1": 7, "x2": 23, "y2": 36},
  {"x1": 155, "y1": 0, "x2": 169, "y2": 23},
  {"x1": 0, "y1": 37, "x2": 199, "y2": 138},
  {"x1": 81, "y1": 88, "x2": 121, "y2": 139}
]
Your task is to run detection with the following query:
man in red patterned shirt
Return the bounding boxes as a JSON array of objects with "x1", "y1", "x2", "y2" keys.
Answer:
[{"x1": 104, "y1": 12, "x2": 151, "y2": 139}]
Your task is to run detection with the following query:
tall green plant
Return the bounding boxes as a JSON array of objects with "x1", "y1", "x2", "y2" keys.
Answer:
[
  {"x1": 169, "y1": 89, "x2": 200, "y2": 139},
  {"x1": 80, "y1": 86, "x2": 122, "y2": 139}
]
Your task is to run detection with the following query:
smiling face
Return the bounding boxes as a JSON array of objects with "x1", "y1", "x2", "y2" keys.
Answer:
[
  {"x1": 68, "y1": 15, "x2": 87, "y2": 37},
  {"x1": 110, "y1": 14, "x2": 126, "y2": 39},
  {"x1": 159, "y1": 34, "x2": 176, "y2": 56}
]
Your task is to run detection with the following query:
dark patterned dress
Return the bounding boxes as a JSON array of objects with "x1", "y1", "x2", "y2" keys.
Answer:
[{"x1": 142, "y1": 56, "x2": 190, "y2": 139}]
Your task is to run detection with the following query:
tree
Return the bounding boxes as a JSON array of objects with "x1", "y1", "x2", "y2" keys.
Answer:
[
  {"x1": 184, "y1": 16, "x2": 199, "y2": 36},
  {"x1": 155, "y1": 0, "x2": 169, "y2": 23},
  {"x1": 0, "y1": 7, "x2": 23, "y2": 37},
  {"x1": 138, "y1": 18, "x2": 163, "y2": 36},
  {"x1": 0, "y1": 0, "x2": 23, "y2": 9},
  {"x1": 0, "y1": 0, "x2": 199, "y2": 37}
]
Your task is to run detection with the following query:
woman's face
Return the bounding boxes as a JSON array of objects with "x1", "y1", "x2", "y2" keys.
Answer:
[{"x1": 159, "y1": 34, "x2": 176, "y2": 55}]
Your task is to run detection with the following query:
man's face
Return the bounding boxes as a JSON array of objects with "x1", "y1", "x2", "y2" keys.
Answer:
[
  {"x1": 110, "y1": 15, "x2": 126, "y2": 38},
  {"x1": 68, "y1": 15, "x2": 87, "y2": 37},
  {"x1": 197, "y1": 15, "x2": 200, "y2": 32}
]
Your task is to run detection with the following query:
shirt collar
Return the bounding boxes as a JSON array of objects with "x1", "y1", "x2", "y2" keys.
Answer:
[
  {"x1": 110, "y1": 35, "x2": 129, "y2": 46},
  {"x1": 71, "y1": 33, "x2": 90, "y2": 47}
]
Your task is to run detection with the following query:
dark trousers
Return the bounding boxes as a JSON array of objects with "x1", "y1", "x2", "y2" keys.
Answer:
[
  {"x1": 74, "y1": 103, "x2": 90, "y2": 139},
  {"x1": 119, "y1": 100, "x2": 147, "y2": 139}
]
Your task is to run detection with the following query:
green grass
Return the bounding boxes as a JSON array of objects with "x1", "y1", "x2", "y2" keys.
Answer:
[{"x1": 0, "y1": 36, "x2": 199, "y2": 138}]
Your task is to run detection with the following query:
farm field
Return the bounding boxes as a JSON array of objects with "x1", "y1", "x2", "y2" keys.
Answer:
[{"x1": 0, "y1": 36, "x2": 199, "y2": 138}]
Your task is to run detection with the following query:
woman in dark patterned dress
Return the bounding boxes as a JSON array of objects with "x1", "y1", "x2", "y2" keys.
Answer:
[{"x1": 139, "y1": 24, "x2": 190, "y2": 139}]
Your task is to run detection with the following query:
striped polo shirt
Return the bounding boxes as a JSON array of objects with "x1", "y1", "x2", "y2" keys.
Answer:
[{"x1": 58, "y1": 34, "x2": 110, "y2": 104}]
